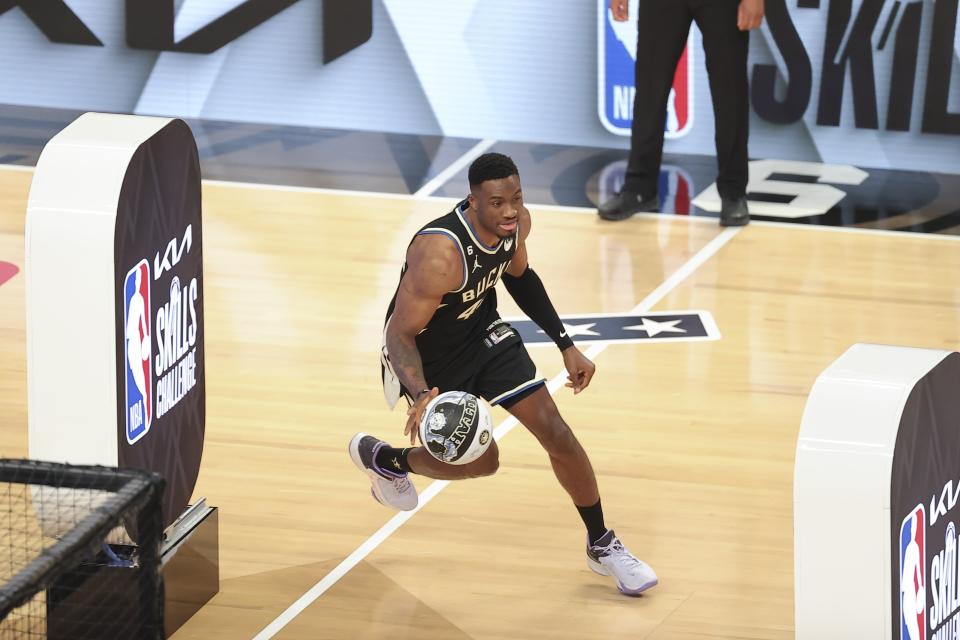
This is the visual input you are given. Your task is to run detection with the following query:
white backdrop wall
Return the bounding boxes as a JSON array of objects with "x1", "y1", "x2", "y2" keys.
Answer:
[{"x1": 0, "y1": 0, "x2": 958, "y2": 173}]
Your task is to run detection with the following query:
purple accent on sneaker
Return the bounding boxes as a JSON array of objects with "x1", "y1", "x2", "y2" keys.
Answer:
[
  {"x1": 371, "y1": 442, "x2": 406, "y2": 480},
  {"x1": 617, "y1": 578, "x2": 659, "y2": 597},
  {"x1": 586, "y1": 529, "x2": 616, "y2": 561}
]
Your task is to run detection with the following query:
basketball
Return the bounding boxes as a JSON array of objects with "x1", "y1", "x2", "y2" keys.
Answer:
[{"x1": 418, "y1": 391, "x2": 493, "y2": 465}]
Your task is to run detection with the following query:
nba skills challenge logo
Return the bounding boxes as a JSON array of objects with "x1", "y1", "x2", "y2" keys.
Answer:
[
  {"x1": 121, "y1": 225, "x2": 200, "y2": 445},
  {"x1": 900, "y1": 505, "x2": 926, "y2": 640},
  {"x1": 123, "y1": 260, "x2": 153, "y2": 444},
  {"x1": 598, "y1": 0, "x2": 694, "y2": 137}
]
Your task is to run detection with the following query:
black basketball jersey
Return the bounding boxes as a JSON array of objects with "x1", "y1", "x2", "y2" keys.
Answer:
[{"x1": 384, "y1": 199, "x2": 518, "y2": 374}]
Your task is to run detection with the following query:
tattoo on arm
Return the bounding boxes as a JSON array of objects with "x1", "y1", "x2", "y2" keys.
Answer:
[
  {"x1": 385, "y1": 233, "x2": 463, "y2": 397},
  {"x1": 386, "y1": 332, "x2": 428, "y2": 397}
]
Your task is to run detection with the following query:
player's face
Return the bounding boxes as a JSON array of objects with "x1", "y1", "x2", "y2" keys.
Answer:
[{"x1": 469, "y1": 175, "x2": 523, "y2": 239}]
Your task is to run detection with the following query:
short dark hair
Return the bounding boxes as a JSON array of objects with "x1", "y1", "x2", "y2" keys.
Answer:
[{"x1": 468, "y1": 152, "x2": 518, "y2": 187}]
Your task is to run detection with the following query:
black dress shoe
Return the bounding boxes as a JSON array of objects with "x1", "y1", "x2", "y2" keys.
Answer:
[
  {"x1": 597, "y1": 190, "x2": 659, "y2": 221},
  {"x1": 719, "y1": 197, "x2": 750, "y2": 227}
]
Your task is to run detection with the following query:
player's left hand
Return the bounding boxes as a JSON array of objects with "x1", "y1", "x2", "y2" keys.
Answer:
[
  {"x1": 562, "y1": 347, "x2": 595, "y2": 394},
  {"x1": 737, "y1": 0, "x2": 764, "y2": 31}
]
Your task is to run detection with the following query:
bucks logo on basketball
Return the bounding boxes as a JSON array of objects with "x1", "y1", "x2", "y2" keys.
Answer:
[
  {"x1": 419, "y1": 391, "x2": 493, "y2": 466},
  {"x1": 123, "y1": 259, "x2": 153, "y2": 444},
  {"x1": 598, "y1": 0, "x2": 693, "y2": 138}
]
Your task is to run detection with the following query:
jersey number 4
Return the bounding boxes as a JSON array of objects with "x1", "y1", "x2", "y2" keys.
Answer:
[{"x1": 458, "y1": 298, "x2": 484, "y2": 321}]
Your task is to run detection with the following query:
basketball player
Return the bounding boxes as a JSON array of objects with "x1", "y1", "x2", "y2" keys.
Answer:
[{"x1": 349, "y1": 153, "x2": 658, "y2": 595}]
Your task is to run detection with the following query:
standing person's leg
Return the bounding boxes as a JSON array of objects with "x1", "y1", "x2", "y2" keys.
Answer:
[
  {"x1": 693, "y1": 0, "x2": 750, "y2": 226},
  {"x1": 599, "y1": 0, "x2": 693, "y2": 221},
  {"x1": 505, "y1": 386, "x2": 658, "y2": 595}
]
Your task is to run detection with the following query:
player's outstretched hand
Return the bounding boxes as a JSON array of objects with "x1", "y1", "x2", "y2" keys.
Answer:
[
  {"x1": 562, "y1": 347, "x2": 595, "y2": 394},
  {"x1": 405, "y1": 387, "x2": 439, "y2": 444}
]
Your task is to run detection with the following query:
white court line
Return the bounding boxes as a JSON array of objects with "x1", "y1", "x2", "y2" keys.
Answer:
[
  {"x1": 412, "y1": 138, "x2": 497, "y2": 198},
  {"x1": 740, "y1": 218, "x2": 960, "y2": 242},
  {"x1": 251, "y1": 226, "x2": 742, "y2": 640},
  {"x1": 3, "y1": 163, "x2": 957, "y2": 241}
]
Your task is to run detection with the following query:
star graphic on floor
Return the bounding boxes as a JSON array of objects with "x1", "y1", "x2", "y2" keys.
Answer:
[
  {"x1": 622, "y1": 317, "x2": 686, "y2": 338},
  {"x1": 538, "y1": 322, "x2": 601, "y2": 338}
]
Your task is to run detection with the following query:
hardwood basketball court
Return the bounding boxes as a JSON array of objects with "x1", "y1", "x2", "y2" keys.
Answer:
[{"x1": 1, "y1": 166, "x2": 957, "y2": 638}]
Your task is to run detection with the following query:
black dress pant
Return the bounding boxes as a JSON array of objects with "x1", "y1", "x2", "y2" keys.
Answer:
[{"x1": 624, "y1": 0, "x2": 750, "y2": 201}]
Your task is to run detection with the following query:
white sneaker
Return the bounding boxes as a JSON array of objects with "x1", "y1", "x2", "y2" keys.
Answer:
[
  {"x1": 586, "y1": 529, "x2": 658, "y2": 596},
  {"x1": 348, "y1": 433, "x2": 418, "y2": 511}
]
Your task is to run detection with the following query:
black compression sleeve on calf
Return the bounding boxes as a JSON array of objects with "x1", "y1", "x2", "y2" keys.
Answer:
[{"x1": 501, "y1": 267, "x2": 574, "y2": 351}]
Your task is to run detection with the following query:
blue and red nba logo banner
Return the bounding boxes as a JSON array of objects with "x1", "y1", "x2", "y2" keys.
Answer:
[
  {"x1": 598, "y1": 0, "x2": 694, "y2": 138},
  {"x1": 900, "y1": 505, "x2": 926, "y2": 640},
  {"x1": 123, "y1": 259, "x2": 153, "y2": 444},
  {"x1": 598, "y1": 160, "x2": 694, "y2": 214}
]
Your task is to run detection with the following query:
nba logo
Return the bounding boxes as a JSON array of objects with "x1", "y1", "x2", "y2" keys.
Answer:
[
  {"x1": 899, "y1": 505, "x2": 926, "y2": 640},
  {"x1": 597, "y1": 0, "x2": 694, "y2": 138},
  {"x1": 598, "y1": 160, "x2": 694, "y2": 214},
  {"x1": 657, "y1": 164, "x2": 694, "y2": 215},
  {"x1": 123, "y1": 259, "x2": 152, "y2": 444}
]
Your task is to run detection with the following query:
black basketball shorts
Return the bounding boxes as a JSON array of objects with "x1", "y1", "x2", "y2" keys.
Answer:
[
  {"x1": 446, "y1": 340, "x2": 545, "y2": 409},
  {"x1": 383, "y1": 320, "x2": 546, "y2": 410}
]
